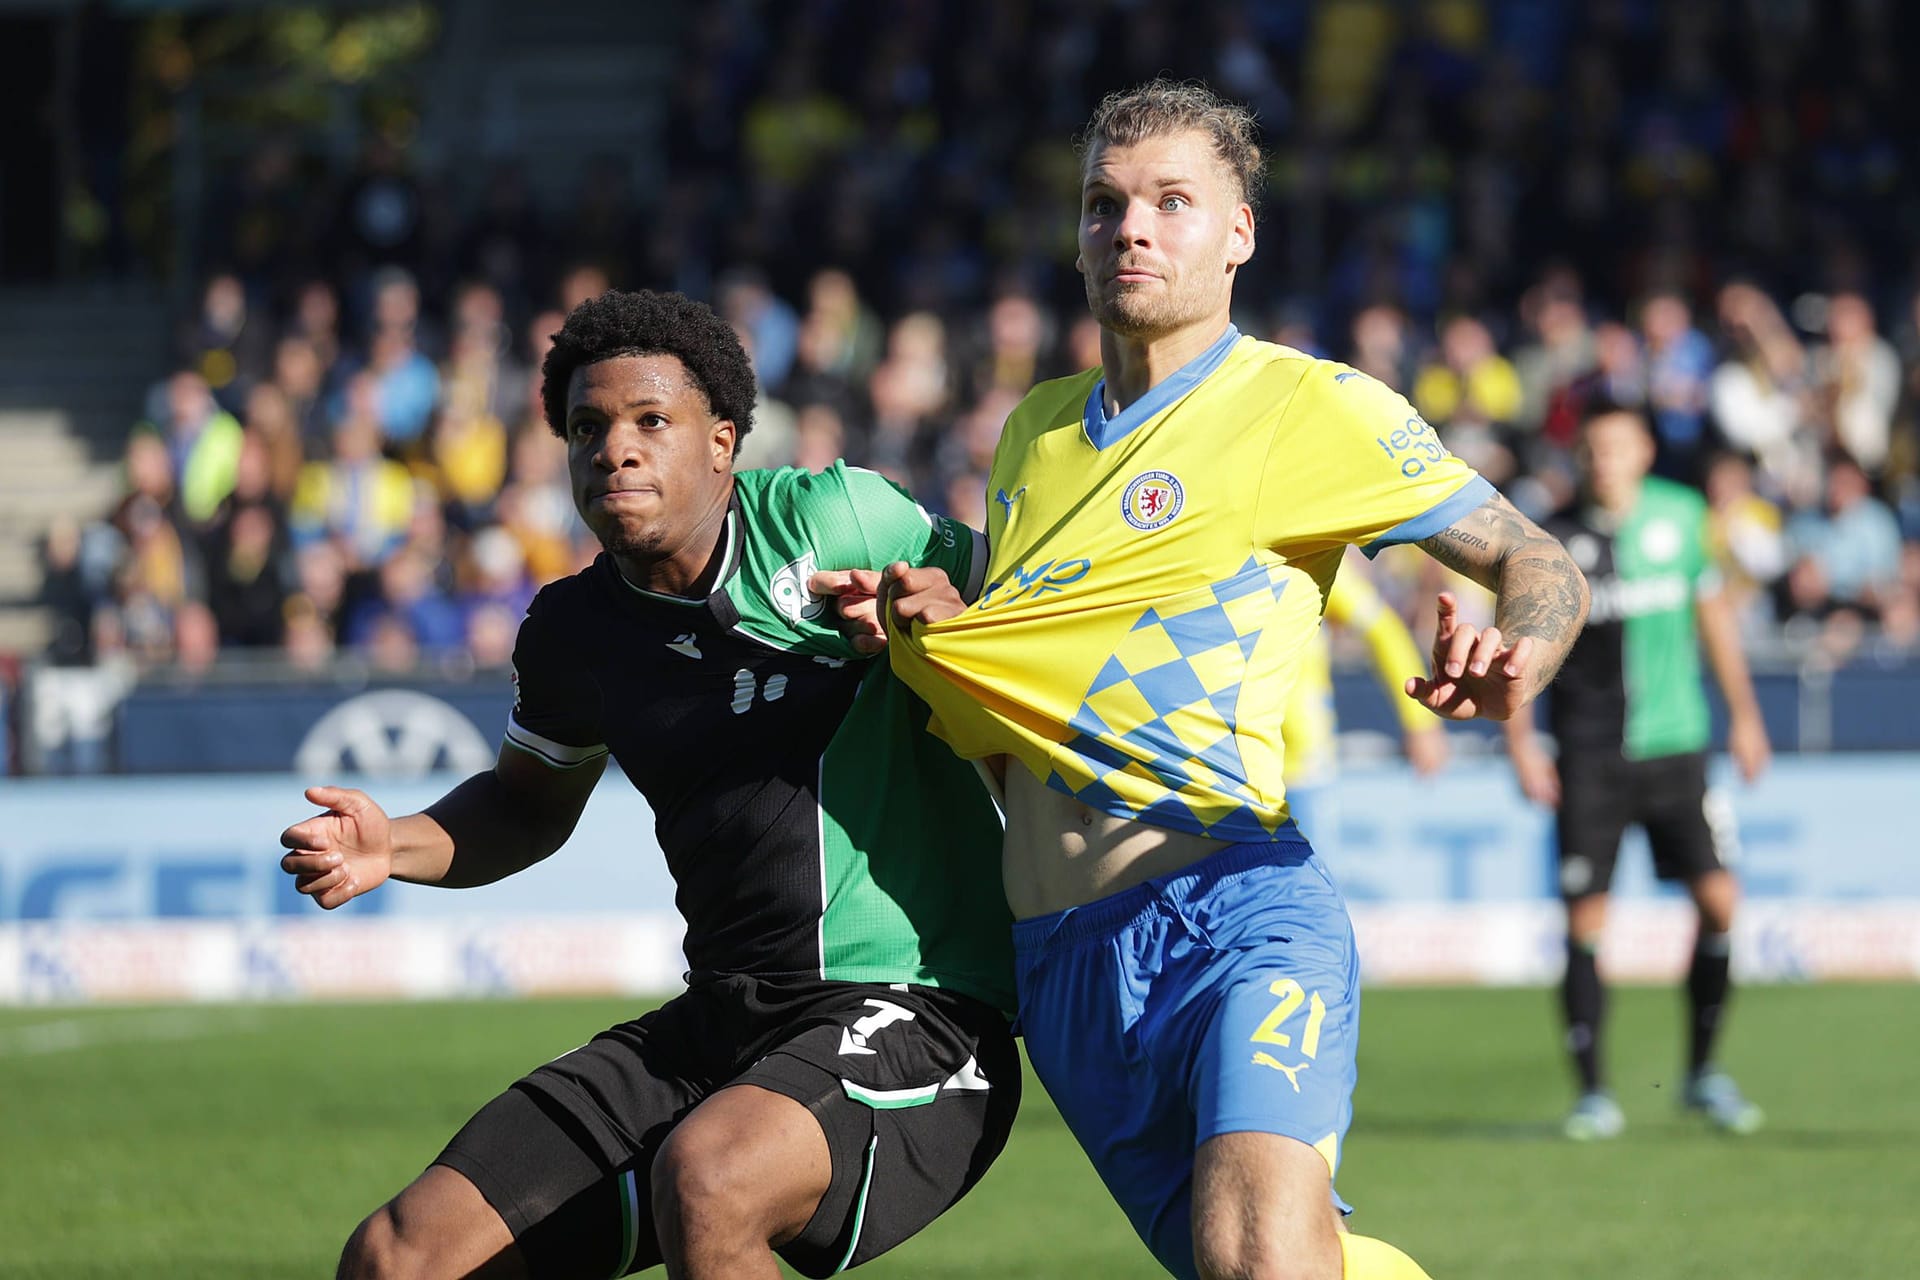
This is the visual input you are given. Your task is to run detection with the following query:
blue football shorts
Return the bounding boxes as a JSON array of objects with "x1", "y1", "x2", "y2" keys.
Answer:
[{"x1": 1012, "y1": 833, "x2": 1361, "y2": 1279}]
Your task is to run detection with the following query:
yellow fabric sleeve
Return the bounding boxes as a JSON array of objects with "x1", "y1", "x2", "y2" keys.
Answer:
[
  {"x1": 1328, "y1": 570, "x2": 1434, "y2": 734},
  {"x1": 1254, "y1": 362, "x2": 1492, "y2": 556}
]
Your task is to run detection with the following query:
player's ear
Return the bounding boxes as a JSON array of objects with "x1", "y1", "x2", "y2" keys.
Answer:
[
  {"x1": 711, "y1": 418, "x2": 736, "y2": 469},
  {"x1": 1226, "y1": 203, "x2": 1255, "y2": 268},
  {"x1": 1073, "y1": 255, "x2": 1085, "y2": 274}
]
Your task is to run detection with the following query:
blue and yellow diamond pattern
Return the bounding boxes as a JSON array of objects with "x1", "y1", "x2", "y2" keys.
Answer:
[{"x1": 1045, "y1": 557, "x2": 1293, "y2": 842}]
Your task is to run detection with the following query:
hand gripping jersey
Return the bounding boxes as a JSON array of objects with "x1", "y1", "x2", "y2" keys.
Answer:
[
  {"x1": 505, "y1": 463, "x2": 1013, "y2": 1013},
  {"x1": 1544, "y1": 476, "x2": 1717, "y2": 759},
  {"x1": 891, "y1": 328, "x2": 1490, "y2": 840}
]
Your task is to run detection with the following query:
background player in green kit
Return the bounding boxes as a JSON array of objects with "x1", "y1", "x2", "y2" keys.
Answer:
[
  {"x1": 276, "y1": 290, "x2": 1018, "y2": 1280},
  {"x1": 1504, "y1": 401, "x2": 1772, "y2": 1141}
]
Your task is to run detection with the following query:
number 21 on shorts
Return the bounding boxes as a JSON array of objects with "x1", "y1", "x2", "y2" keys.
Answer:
[{"x1": 1247, "y1": 977, "x2": 1325, "y2": 1091}]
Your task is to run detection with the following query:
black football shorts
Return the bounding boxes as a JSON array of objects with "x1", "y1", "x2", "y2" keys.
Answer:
[
  {"x1": 434, "y1": 975, "x2": 1019, "y2": 1278},
  {"x1": 1554, "y1": 749, "x2": 1734, "y2": 898}
]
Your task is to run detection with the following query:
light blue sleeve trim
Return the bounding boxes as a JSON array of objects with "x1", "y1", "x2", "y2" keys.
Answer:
[
  {"x1": 1360, "y1": 474, "x2": 1497, "y2": 559},
  {"x1": 1082, "y1": 324, "x2": 1241, "y2": 450}
]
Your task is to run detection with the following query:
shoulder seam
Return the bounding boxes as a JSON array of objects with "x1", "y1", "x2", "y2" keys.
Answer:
[
  {"x1": 827, "y1": 462, "x2": 882, "y2": 568},
  {"x1": 1251, "y1": 358, "x2": 1317, "y2": 552}
]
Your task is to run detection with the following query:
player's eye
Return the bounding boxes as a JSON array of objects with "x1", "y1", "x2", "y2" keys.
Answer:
[
  {"x1": 640, "y1": 413, "x2": 669, "y2": 429},
  {"x1": 1160, "y1": 194, "x2": 1188, "y2": 211},
  {"x1": 567, "y1": 417, "x2": 600, "y2": 441},
  {"x1": 1088, "y1": 196, "x2": 1116, "y2": 216}
]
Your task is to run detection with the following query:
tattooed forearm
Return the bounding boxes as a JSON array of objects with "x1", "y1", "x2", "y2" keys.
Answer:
[
  {"x1": 1416, "y1": 492, "x2": 1591, "y2": 700},
  {"x1": 1415, "y1": 492, "x2": 1539, "y2": 587},
  {"x1": 1424, "y1": 525, "x2": 1490, "y2": 573},
  {"x1": 1497, "y1": 554, "x2": 1588, "y2": 692}
]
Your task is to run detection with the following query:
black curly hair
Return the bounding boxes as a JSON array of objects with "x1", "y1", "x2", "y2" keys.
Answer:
[{"x1": 539, "y1": 289, "x2": 757, "y2": 454}]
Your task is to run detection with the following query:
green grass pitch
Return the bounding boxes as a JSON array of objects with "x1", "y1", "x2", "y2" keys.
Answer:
[{"x1": 2, "y1": 984, "x2": 1916, "y2": 1278}]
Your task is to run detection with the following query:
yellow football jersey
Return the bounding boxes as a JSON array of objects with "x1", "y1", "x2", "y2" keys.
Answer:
[{"x1": 891, "y1": 326, "x2": 1491, "y2": 841}]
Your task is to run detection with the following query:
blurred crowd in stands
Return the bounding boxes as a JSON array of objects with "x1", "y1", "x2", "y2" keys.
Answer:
[{"x1": 37, "y1": 0, "x2": 1920, "y2": 675}]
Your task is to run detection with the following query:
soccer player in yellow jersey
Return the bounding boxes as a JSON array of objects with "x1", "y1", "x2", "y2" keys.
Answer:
[
  {"x1": 1283, "y1": 558, "x2": 1449, "y2": 849},
  {"x1": 816, "y1": 80, "x2": 1588, "y2": 1280}
]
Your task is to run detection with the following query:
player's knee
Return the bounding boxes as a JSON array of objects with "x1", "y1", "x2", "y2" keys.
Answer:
[
  {"x1": 1693, "y1": 872, "x2": 1739, "y2": 932},
  {"x1": 1193, "y1": 1220, "x2": 1343, "y2": 1280},
  {"x1": 650, "y1": 1127, "x2": 766, "y2": 1243},
  {"x1": 337, "y1": 1205, "x2": 416, "y2": 1280}
]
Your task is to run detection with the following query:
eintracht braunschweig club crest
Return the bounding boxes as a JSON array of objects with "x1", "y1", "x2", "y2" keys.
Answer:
[{"x1": 1122, "y1": 470, "x2": 1184, "y2": 531}]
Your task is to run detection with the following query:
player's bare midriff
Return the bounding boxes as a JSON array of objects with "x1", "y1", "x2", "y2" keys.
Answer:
[{"x1": 999, "y1": 762, "x2": 1230, "y2": 919}]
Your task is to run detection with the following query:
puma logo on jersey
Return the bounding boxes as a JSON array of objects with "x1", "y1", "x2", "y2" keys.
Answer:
[
  {"x1": 837, "y1": 998, "x2": 916, "y2": 1056},
  {"x1": 1252, "y1": 1051, "x2": 1309, "y2": 1091},
  {"x1": 666, "y1": 634, "x2": 702, "y2": 659},
  {"x1": 994, "y1": 486, "x2": 1026, "y2": 517}
]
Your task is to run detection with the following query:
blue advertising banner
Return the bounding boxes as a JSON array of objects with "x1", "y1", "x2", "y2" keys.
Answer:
[
  {"x1": 1300, "y1": 754, "x2": 1920, "y2": 903},
  {"x1": 115, "y1": 682, "x2": 515, "y2": 775},
  {"x1": 2, "y1": 757, "x2": 1915, "y2": 1000},
  {"x1": 0, "y1": 769, "x2": 670, "y2": 922},
  {"x1": 4, "y1": 757, "x2": 1916, "y2": 922},
  {"x1": 100, "y1": 665, "x2": 1920, "y2": 778}
]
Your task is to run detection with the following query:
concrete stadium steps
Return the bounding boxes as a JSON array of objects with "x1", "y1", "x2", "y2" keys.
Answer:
[
  {"x1": 0, "y1": 288, "x2": 170, "y2": 656},
  {"x1": 0, "y1": 289, "x2": 171, "y2": 457}
]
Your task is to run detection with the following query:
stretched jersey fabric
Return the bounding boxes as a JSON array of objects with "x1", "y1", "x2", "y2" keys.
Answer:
[
  {"x1": 506, "y1": 463, "x2": 1013, "y2": 1013},
  {"x1": 1544, "y1": 476, "x2": 1716, "y2": 759},
  {"x1": 1283, "y1": 559, "x2": 1432, "y2": 787},
  {"x1": 891, "y1": 327, "x2": 1491, "y2": 839}
]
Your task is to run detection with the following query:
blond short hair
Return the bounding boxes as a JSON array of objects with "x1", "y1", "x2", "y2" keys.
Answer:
[{"x1": 1076, "y1": 78, "x2": 1265, "y2": 217}]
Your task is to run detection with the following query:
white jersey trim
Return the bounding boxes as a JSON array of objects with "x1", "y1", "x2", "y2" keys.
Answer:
[{"x1": 503, "y1": 717, "x2": 609, "y2": 769}]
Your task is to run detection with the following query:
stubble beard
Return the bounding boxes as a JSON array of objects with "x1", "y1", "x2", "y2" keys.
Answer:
[
  {"x1": 601, "y1": 525, "x2": 665, "y2": 562},
  {"x1": 1085, "y1": 275, "x2": 1212, "y2": 341},
  {"x1": 583, "y1": 506, "x2": 665, "y2": 562}
]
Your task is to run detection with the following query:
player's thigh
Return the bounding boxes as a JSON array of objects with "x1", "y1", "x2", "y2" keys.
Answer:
[
  {"x1": 1190, "y1": 921, "x2": 1359, "y2": 1189},
  {"x1": 1170, "y1": 855, "x2": 1359, "y2": 1277},
  {"x1": 1015, "y1": 912, "x2": 1201, "y2": 1264},
  {"x1": 732, "y1": 988, "x2": 1022, "y2": 1278},
  {"x1": 434, "y1": 1082, "x2": 673, "y2": 1279},
  {"x1": 1191, "y1": 1130, "x2": 1344, "y2": 1280},
  {"x1": 1639, "y1": 753, "x2": 1732, "y2": 886},
  {"x1": 436, "y1": 999, "x2": 716, "y2": 1278},
  {"x1": 1555, "y1": 751, "x2": 1630, "y2": 900}
]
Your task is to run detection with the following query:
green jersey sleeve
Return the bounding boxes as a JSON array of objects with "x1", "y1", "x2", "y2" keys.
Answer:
[{"x1": 829, "y1": 464, "x2": 987, "y2": 600}]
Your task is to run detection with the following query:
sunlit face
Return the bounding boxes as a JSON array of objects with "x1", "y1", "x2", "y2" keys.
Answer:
[
  {"x1": 1579, "y1": 411, "x2": 1656, "y2": 509},
  {"x1": 564, "y1": 354, "x2": 734, "y2": 564},
  {"x1": 1077, "y1": 130, "x2": 1254, "y2": 340}
]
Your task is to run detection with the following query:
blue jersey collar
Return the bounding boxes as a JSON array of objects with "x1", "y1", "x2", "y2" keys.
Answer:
[{"x1": 1082, "y1": 324, "x2": 1242, "y2": 450}]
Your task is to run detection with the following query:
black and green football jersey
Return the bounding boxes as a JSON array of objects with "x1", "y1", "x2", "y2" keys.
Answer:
[
  {"x1": 1545, "y1": 476, "x2": 1716, "y2": 760},
  {"x1": 505, "y1": 463, "x2": 1013, "y2": 1013}
]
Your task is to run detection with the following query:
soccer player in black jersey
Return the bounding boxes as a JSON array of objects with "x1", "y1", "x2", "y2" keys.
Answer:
[
  {"x1": 1505, "y1": 403, "x2": 1771, "y2": 1140},
  {"x1": 279, "y1": 291, "x2": 1018, "y2": 1279}
]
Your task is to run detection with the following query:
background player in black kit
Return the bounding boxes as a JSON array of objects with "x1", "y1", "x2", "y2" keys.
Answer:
[
  {"x1": 278, "y1": 290, "x2": 1019, "y2": 1280},
  {"x1": 1504, "y1": 403, "x2": 1771, "y2": 1141}
]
